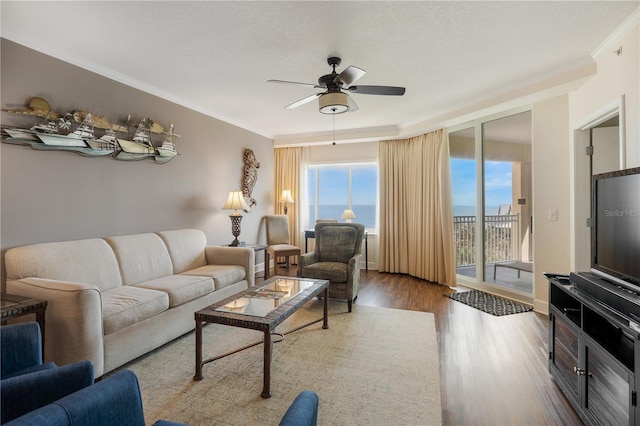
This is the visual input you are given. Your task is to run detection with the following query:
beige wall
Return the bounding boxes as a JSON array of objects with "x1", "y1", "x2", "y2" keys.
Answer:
[
  {"x1": 533, "y1": 23, "x2": 639, "y2": 313},
  {"x1": 306, "y1": 141, "x2": 378, "y2": 163},
  {"x1": 531, "y1": 95, "x2": 572, "y2": 313},
  {"x1": 570, "y1": 25, "x2": 639, "y2": 167},
  {"x1": 0, "y1": 39, "x2": 274, "y2": 287}
]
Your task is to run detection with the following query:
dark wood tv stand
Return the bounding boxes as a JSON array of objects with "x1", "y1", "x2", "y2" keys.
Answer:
[
  {"x1": 547, "y1": 273, "x2": 639, "y2": 425},
  {"x1": 547, "y1": 274, "x2": 640, "y2": 426}
]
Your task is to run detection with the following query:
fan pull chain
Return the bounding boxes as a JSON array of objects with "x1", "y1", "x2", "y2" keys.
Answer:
[{"x1": 332, "y1": 112, "x2": 336, "y2": 145}]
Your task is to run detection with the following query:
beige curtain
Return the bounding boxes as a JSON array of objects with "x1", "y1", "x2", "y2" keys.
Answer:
[
  {"x1": 378, "y1": 129, "x2": 457, "y2": 287},
  {"x1": 274, "y1": 147, "x2": 301, "y2": 247}
]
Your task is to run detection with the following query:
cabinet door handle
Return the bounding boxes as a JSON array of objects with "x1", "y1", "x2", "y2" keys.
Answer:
[{"x1": 574, "y1": 366, "x2": 586, "y2": 376}]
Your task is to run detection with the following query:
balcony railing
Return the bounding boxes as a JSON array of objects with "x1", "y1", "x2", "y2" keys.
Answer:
[{"x1": 454, "y1": 214, "x2": 520, "y2": 267}]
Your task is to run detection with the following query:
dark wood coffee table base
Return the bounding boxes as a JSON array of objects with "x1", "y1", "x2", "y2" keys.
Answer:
[{"x1": 193, "y1": 277, "x2": 329, "y2": 398}]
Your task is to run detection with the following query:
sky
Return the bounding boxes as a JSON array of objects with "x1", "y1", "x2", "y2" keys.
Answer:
[
  {"x1": 309, "y1": 159, "x2": 512, "y2": 208},
  {"x1": 309, "y1": 165, "x2": 377, "y2": 205},
  {"x1": 450, "y1": 159, "x2": 512, "y2": 207}
]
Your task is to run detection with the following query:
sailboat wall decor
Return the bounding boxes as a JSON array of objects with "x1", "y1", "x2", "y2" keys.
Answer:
[{"x1": 1, "y1": 97, "x2": 180, "y2": 164}]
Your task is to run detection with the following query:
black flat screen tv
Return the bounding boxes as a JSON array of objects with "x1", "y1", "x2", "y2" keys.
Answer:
[{"x1": 591, "y1": 167, "x2": 640, "y2": 292}]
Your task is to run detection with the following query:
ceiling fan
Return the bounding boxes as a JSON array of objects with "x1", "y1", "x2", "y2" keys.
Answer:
[{"x1": 268, "y1": 57, "x2": 405, "y2": 114}]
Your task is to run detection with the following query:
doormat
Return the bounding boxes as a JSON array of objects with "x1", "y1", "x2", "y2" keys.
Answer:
[{"x1": 444, "y1": 289, "x2": 533, "y2": 316}]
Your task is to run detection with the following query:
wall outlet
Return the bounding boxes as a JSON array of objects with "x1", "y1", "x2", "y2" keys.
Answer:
[{"x1": 548, "y1": 209, "x2": 558, "y2": 221}]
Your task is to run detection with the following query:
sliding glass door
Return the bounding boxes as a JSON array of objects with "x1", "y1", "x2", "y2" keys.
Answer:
[{"x1": 450, "y1": 110, "x2": 533, "y2": 297}]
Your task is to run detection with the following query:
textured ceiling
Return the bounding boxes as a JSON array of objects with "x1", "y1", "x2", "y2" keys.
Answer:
[{"x1": 1, "y1": 1, "x2": 638, "y2": 144}]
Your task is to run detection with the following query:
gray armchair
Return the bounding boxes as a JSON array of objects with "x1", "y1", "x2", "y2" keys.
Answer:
[{"x1": 298, "y1": 222, "x2": 365, "y2": 312}]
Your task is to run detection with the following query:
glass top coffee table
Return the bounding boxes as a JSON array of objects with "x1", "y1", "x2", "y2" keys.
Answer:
[{"x1": 194, "y1": 276, "x2": 329, "y2": 398}]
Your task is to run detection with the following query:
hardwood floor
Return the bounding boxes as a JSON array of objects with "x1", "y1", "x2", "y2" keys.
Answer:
[{"x1": 259, "y1": 268, "x2": 583, "y2": 425}]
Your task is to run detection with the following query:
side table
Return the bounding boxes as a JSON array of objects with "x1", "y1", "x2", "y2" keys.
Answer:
[
  {"x1": 1, "y1": 294, "x2": 47, "y2": 358},
  {"x1": 224, "y1": 243, "x2": 268, "y2": 277}
]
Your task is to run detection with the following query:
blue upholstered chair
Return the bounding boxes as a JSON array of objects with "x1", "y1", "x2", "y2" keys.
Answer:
[
  {"x1": 4, "y1": 369, "x2": 185, "y2": 426},
  {"x1": 1, "y1": 322, "x2": 53, "y2": 379},
  {"x1": 1, "y1": 323, "x2": 95, "y2": 423},
  {"x1": 279, "y1": 390, "x2": 319, "y2": 426},
  {"x1": 6, "y1": 371, "x2": 317, "y2": 426},
  {"x1": 1, "y1": 324, "x2": 317, "y2": 425}
]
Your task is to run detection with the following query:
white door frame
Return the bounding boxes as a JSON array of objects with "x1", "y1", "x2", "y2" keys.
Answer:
[{"x1": 570, "y1": 95, "x2": 626, "y2": 272}]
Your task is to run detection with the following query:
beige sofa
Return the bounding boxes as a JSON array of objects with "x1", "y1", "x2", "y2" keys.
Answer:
[{"x1": 4, "y1": 228, "x2": 254, "y2": 377}]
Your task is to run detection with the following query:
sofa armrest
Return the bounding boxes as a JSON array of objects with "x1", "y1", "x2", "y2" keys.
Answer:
[
  {"x1": 279, "y1": 390, "x2": 319, "y2": 426},
  {"x1": 1, "y1": 360, "x2": 94, "y2": 424},
  {"x1": 204, "y1": 246, "x2": 255, "y2": 287},
  {"x1": 6, "y1": 278, "x2": 105, "y2": 376}
]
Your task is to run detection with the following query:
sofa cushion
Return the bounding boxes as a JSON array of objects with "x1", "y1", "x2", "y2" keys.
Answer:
[
  {"x1": 134, "y1": 275, "x2": 214, "y2": 308},
  {"x1": 102, "y1": 287, "x2": 169, "y2": 335},
  {"x1": 105, "y1": 234, "x2": 173, "y2": 285},
  {"x1": 182, "y1": 265, "x2": 246, "y2": 290},
  {"x1": 300, "y1": 262, "x2": 348, "y2": 283},
  {"x1": 4, "y1": 239, "x2": 122, "y2": 292},
  {"x1": 156, "y1": 229, "x2": 207, "y2": 274}
]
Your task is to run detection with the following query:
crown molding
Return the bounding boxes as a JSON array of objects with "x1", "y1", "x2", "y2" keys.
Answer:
[
  {"x1": 0, "y1": 32, "x2": 274, "y2": 140},
  {"x1": 592, "y1": 8, "x2": 639, "y2": 61}
]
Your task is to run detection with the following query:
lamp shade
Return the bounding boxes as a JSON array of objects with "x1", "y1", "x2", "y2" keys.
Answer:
[
  {"x1": 279, "y1": 189, "x2": 294, "y2": 204},
  {"x1": 222, "y1": 190, "x2": 248, "y2": 215},
  {"x1": 318, "y1": 92, "x2": 358, "y2": 114},
  {"x1": 341, "y1": 209, "x2": 356, "y2": 222}
]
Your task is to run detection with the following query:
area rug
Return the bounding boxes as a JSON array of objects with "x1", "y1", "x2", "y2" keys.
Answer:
[
  {"x1": 445, "y1": 289, "x2": 533, "y2": 316},
  {"x1": 109, "y1": 301, "x2": 442, "y2": 426}
]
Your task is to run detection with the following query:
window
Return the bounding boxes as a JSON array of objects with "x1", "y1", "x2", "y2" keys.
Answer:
[{"x1": 307, "y1": 163, "x2": 377, "y2": 229}]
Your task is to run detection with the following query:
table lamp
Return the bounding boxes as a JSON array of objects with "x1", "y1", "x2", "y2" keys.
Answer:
[
  {"x1": 341, "y1": 209, "x2": 356, "y2": 223},
  {"x1": 222, "y1": 190, "x2": 249, "y2": 246},
  {"x1": 279, "y1": 189, "x2": 294, "y2": 215}
]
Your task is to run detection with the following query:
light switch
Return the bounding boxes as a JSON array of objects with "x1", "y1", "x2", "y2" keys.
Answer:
[{"x1": 548, "y1": 209, "x2": 558, "y2": 221}]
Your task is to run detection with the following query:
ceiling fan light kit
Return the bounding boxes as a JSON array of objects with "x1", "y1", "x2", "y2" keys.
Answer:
[
  {"x1": 319, "y1": 92, "x2": 351, "y2": 114},
  {"x1": 269, "y1": 56, "x2": 405, "y2": 114}
]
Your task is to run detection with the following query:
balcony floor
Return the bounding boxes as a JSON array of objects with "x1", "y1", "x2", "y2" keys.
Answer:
[{"x1": 457, "y1": 263, "x2": 533, "y2": 294}]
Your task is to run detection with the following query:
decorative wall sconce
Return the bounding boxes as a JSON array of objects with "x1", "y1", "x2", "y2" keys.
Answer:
[
  {"x1": 341, "y1": 209, "x2": 356, "y2": 223},
  {"x1": 279, "y1": 189, "x2": 294, "y2": 215},
  {"x1": 222, "y1": 190, "x2": 249, "y2": 246}
]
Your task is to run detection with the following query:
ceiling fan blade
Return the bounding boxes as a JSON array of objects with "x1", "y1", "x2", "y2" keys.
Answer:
[
  {"x1": 347, "y1": 95, "x2": 359, "y2": 112},
  {"x1": 335, "y1": 66, "x2": 366, "y2": 86},
  {"x1": 285, "y1": 93, "x2": 323, "y2": 109},
  {"x1": 346, "y1": 85, "x2": 406, "y2": 96},
  {"x1": 268, "y1": 79, "x2": 319, "y2": 88}
]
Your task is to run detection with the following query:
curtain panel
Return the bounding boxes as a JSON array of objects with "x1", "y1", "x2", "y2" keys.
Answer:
[
  {"x1": 378, "y1": 129, "x2": 457, "y2": 286},
  {"x1": 274, "y1": 147, "x2": 301, "y2": 247}
]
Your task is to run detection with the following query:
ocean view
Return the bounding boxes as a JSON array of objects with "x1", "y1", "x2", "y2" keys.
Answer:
[
  {"x1": 310, "y1": 205, "x2": 376, "y2": 228},
  {"x1": 309, "y1": 205, "x2": 501, "y2": 229}
]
